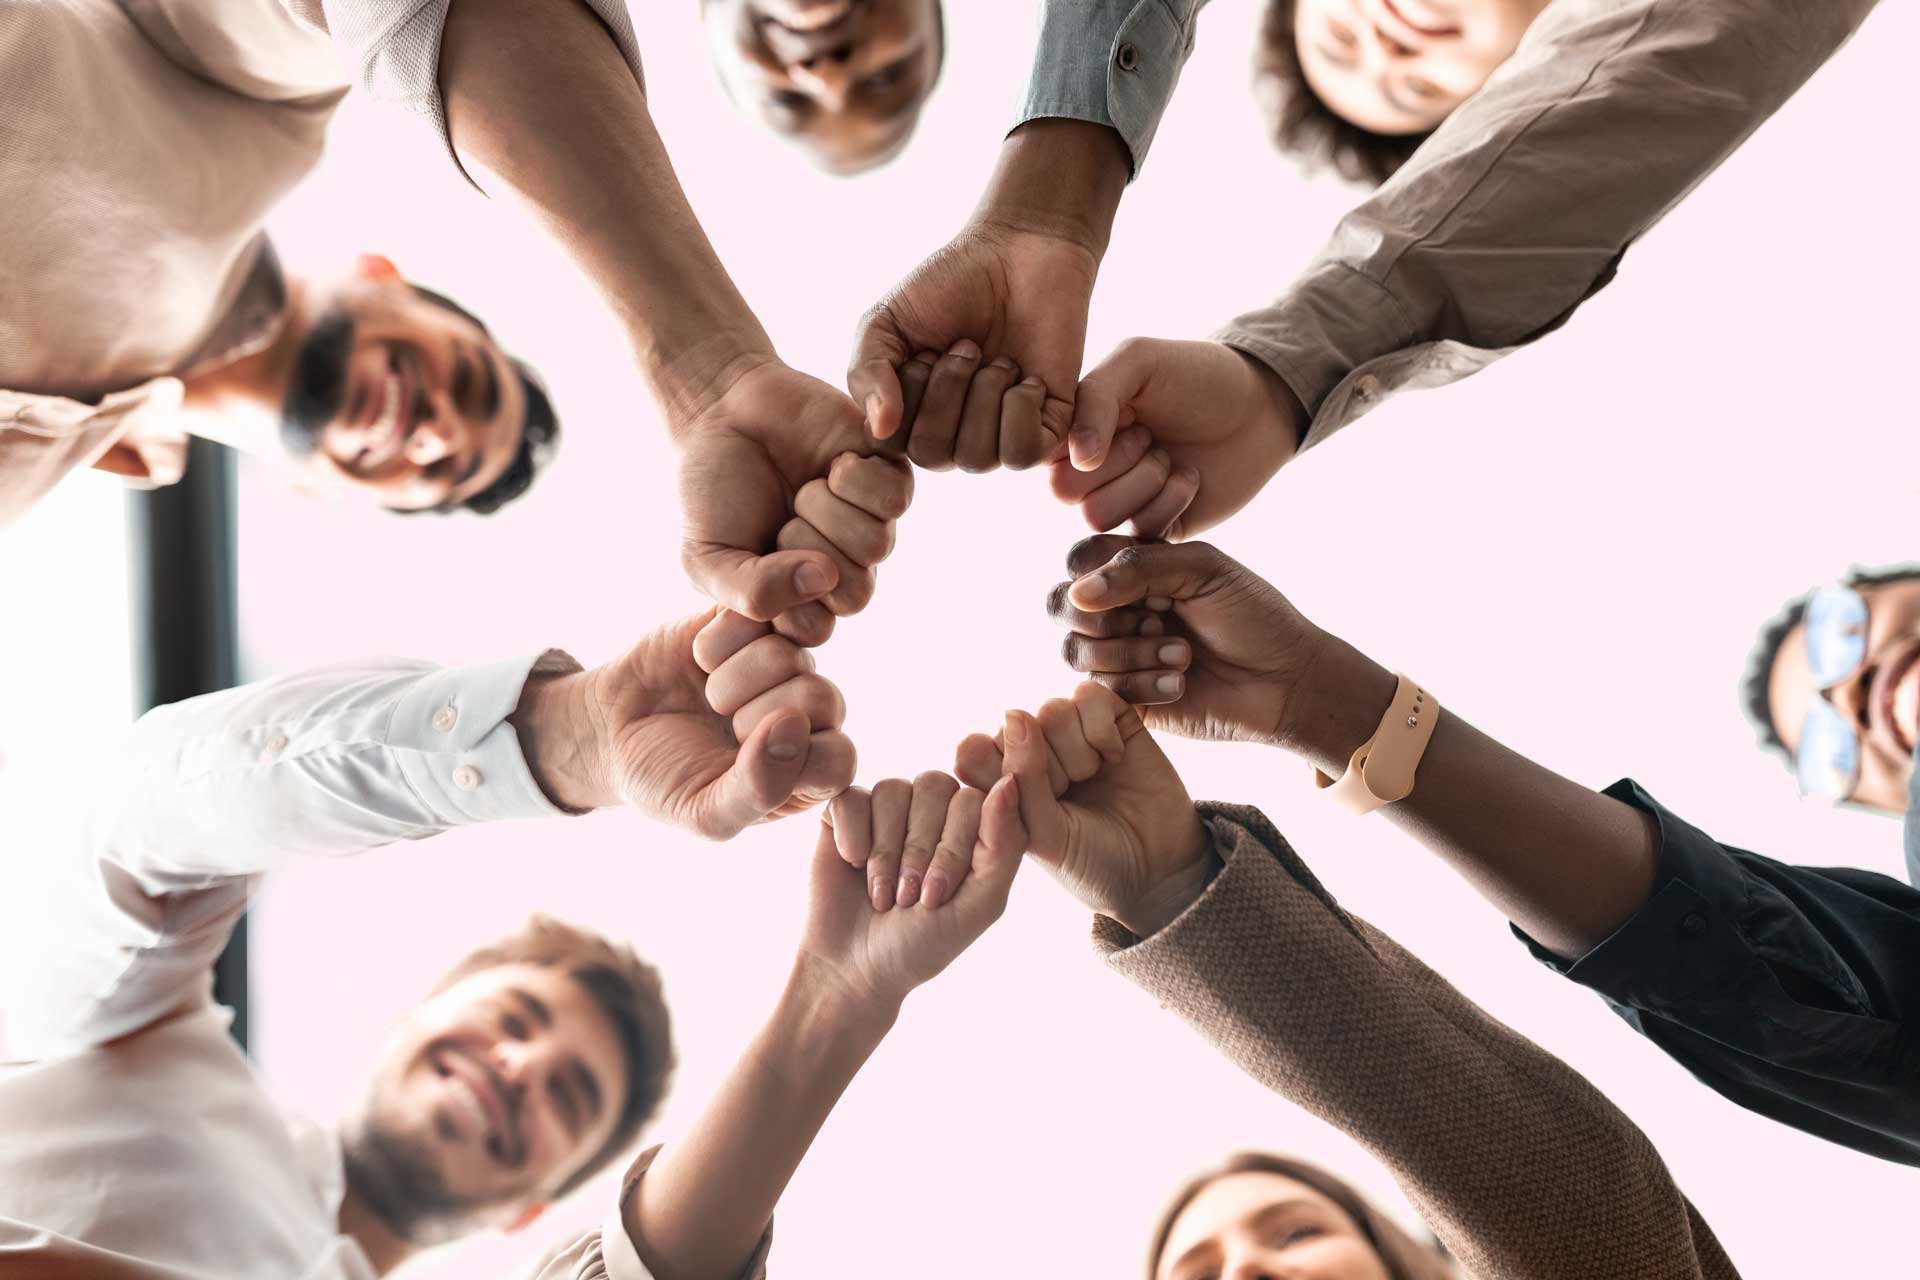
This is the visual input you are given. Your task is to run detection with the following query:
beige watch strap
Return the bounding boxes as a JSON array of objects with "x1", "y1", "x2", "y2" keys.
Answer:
[{"x1": 1312, "y1": 674, "x2": 1438, "y2": 815}]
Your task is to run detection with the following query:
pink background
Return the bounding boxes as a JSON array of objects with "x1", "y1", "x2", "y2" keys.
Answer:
[{"x1": 4, "y1": 0, "x2": 1913, "y2": 1274}]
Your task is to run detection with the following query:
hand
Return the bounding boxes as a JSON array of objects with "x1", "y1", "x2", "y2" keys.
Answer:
[
  {"x1": 955, "y1": 683, "x2": 1209, "y2": 937},
  {"x1": 1048, "y1": 338, "x2": 1304, "y2": 539},
  {"x1": 848, "y1": 224, "x2": 1092, "y2": 472},
  {"x1": 1047, "y1": 537, "x2": 1327, "y2": 749},
  {"x1": 676, "y1": 359, "x2": 912, "y2": 646},
  {"x1": 801, "y1": 771, "x2": 1025, "y2": 1011},
  {"x1": 511, "y1": 609, "x2": 856, "y2": 838}
]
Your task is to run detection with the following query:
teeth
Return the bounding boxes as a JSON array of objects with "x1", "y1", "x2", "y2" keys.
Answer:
[
  {"x1": 449, "y1": 1069, "x2": 490, "y2": 1140},
  {"x1": 369, "y1": 371, "x2": 403, "y2": 447}
]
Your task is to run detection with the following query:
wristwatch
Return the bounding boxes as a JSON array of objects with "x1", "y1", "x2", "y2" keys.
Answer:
[{"x1": 1312, "y1": 673, "x2": 1438, "y2": 816}]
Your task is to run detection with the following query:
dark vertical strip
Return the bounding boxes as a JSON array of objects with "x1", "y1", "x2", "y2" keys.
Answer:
[{"x1": 126, "y1": 438, "x2": 245, "y2": 1049}]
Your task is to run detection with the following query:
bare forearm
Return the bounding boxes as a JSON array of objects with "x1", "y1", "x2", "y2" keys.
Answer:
[
  {"x1": 438, "y1": 0, "x2": 771, "y2": 423},
  {"x1": 627, "y1": 957, "x2": 896, "y2": 1280},
  {"x1": 1283, "y1": 637, "x2": 1658, "y2": 958}
]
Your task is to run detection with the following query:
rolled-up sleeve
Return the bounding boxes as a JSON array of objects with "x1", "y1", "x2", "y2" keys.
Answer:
[
  {"x1": 1216, "y1": 0, "x2": 1880, "y2": 453},
  {"x1": 1013, "y1": 0, "x2": 1209, "y2": 176},
  {"x1": 318, "y1": 0, "x2": 645, "y2": 183},
  {"x1": 1516, "y1": 779, "x2": 1920, "y2": 1165},
  {"x1": 520, "y1": 1146, "x2": 773, "y2": 1280}
]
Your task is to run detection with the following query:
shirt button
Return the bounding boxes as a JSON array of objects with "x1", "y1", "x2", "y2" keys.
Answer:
[
  {"x1": 1680, "y1": 911, "x2": 1707, "y2": 937},
  {"x1": 1116, "y1": 42, "x2": 1140, "y2": 72},
  {"x1": 452, "y1": 764, "x2": 482, "y2": 792},
  {"x1": 432, "y1": 706, "x2": 459, "y2": 733},
  {"x1": 266, "y1": 733, "x2": 289, "y2": 754},
  {"x1": 1354, "y1": 373, "x2": 1382, "y2": 400}
]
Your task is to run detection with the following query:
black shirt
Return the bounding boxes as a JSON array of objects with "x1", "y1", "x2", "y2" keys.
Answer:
[{"x1": 1516, "y1": 779, "x2": 1920, "y2": 1165}]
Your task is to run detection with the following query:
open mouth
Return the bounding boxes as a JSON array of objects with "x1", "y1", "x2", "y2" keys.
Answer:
[
  {"x1": 347, "y1": 349, "x2": 421, "y2": 473},
  {"x1": 1875, "y1": 642, "x2": 1920, "y2": 758},
  {"x1": 430, "y1": 1043, "x2": 522, "y2": 1167}
]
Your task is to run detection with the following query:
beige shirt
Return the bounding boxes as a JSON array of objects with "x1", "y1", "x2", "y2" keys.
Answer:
[
  {"x1": 0, "y1": 651, "x2": 767, "y2": 1280},
  {"x1": 1100, "y1": 804, "x2": 1737, "y2": 1278},
  {"x1": 0, "y1": 0, "x2": 646, "y2": 530},
  {"x1": 1210, "y1": 0, "x2": 1882, "y2": 452}
]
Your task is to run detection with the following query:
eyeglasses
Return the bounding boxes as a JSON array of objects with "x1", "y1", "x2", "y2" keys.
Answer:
[{"x1": 1796, "y1": 583, "x2": 1870, "y2": 800}]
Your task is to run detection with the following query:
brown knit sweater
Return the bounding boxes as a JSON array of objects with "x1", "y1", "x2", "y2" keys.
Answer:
[{"x1": 1096, "y1": 803, "x2": 1740, "y2": 1280}]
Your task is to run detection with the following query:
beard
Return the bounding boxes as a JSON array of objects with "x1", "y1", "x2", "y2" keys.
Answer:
[
  {"x1": 278, "y1": 307, "x2": 356, "y2": 458},
  {"x1": 338, "y1": 1102, "x2": 485, "y2": 1248}
]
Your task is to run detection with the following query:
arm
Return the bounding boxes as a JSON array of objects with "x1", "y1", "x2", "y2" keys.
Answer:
[
  {"x1": 1100, "y1": 804, "x2": 1737, "y2": 1280},
  {"x1": 615, "y1": 776, "x2": 1025, "y2": 1280},
  {"x1": 1055, "y1": 537, "x2": 1920, "y2": 1165},
  {"x1": 1218, "y1": 0, "x2": 1880, "y2": 456},
  {"x1": 10, "y1": 650, "x2": 572, "y2": 1057}
]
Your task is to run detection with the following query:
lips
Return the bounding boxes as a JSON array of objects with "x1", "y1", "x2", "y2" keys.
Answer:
[
  {"x1": 1874, "y1": 642, "x2": 1920, "y2": 758},
  {"x1": 352, "y1": 350, "x2": 418, "y2": 473},
  {"x1": 431, "y1": 1043, "x2": 521, "y2": 1166}
]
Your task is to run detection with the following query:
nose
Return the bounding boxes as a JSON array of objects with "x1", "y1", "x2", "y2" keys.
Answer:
[
  {"x1": 1367, "y1": 20, "x2": 1416, "y2": 58},
  {"x1": 788, "y1": 43, "x2": 854, "y2": 109},
  {"x1": 1828, "y1": 665, "x2": 1874, "y2": 735},
  {"x1": 1224, "y1": 1249, "x2": 1284, "y2": 1280}
]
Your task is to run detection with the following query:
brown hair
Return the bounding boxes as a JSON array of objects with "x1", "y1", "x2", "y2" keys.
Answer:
[
  {"x1": 431, "y1": 914, "x2": 675, "y2": 1200},
  {"x1": 1253, "y1": 0, "x2": 1431, "y2": 187},
  {"x1": 1145, "y1": 1151, "x2": 1458, "y2": 1280}
]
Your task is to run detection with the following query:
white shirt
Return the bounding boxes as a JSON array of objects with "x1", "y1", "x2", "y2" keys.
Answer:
[{"x1": 0, "y1": 651, "x2": 671, "y2": 1280}]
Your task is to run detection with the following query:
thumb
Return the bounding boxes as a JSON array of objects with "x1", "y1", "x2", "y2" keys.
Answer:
[
  {"x1": 682, "y1": 543, "x2": 839, "y2": 623},
  {"x1": 848, "y1": 310, "x2": 908, "y2": 441},
  {"x1": 1066, "y1": 541, "x2": 1232, "y2": 614},
  {"x1": 1069, "y1": 341, "x2": 1154, "y2": 471},
  {"x1": 1002, "y1": 711, "x2": 1066, "y2": 858},
  {"x1": 694, "y1": 709, "x2": 810, "y2": 839}
]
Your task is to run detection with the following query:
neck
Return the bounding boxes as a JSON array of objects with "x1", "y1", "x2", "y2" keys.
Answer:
[
  {"x1": 175, "y1": 276, "x2": 310, "y2": 453},
  {"x1": 336, "y1": 1181, "x2": 418, "y2": 1278}
]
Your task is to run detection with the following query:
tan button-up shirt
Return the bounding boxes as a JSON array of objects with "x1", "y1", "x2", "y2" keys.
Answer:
[{"x1": 0, "y1": 0, "x2": 646, "y2": 530}]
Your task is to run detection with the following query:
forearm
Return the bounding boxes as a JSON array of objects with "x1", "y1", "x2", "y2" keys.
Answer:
[
  {"x1": 438, "y1": 0, "x2": 772, "y2": 426},
  {"x1": 1282, "y1": 636, "x2": 1657, "y2": 958},
  {"x1": 628, "y1": 956, "x2": 897, "y2": 1280},
  {"x1": 974, "y1": 119, "x2": 1130, "y2": 258}
]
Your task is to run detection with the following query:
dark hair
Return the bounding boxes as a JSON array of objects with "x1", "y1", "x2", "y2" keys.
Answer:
[
  {"x1": 1146, "y1": 1151, "x2": 1456, "y2": 1280},
  {"x1": 1742, "y1": 564, "x2": 1920, "y2": 770},
  {"x1": 429, "y1": 914, "x2": 675, "y2": 1201},
  {"x1": 1253, "y1": 0, "x2": 1431, "y2": 186},
  {"x1": 407, "y1": 283, "x2": 561, "y2": 517}
]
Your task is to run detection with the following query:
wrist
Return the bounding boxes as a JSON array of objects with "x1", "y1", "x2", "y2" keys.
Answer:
[
  {"x1": 783, "y1": 952, "x2": 902, "y2": 1050},
  {"x1": 509, "y1": 668, "x2": 614, "y2": 813},
  {"x1": 974, "y1": 119, "x2": 1129, "y2": 260},
  {"x1": 1273, "y1": 634, "x2": 1398, "y2": 775},
  {"x1": 644, "y1": 336, "x2": 782, "y2": 442},
  {"x1": 1113, "y1": 815, "x2": 1216, "y2": 938},
  {"x1": 1228, "y1": 345, "x2": 1308, "y2": 458}
]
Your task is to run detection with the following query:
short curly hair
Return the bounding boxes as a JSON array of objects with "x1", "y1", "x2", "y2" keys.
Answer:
[
  {"x1": 1741, "y1": 564, "x2": 1920, "y2": 770},
  {"x1": 1253, "y1": 0, "x2": 1431, "y2": 186},
  {"x1": 429, "y1": 914, "x2": 674, "y2": 1201}
]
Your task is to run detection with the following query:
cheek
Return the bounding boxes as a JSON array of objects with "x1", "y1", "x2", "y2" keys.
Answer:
[
  {"x1": 1854, "y1": 749, "x2": 1913, "y2": 812},
  {"x1": 1301, "y1": 1237, "x2": 1396, "y2": 1280}
]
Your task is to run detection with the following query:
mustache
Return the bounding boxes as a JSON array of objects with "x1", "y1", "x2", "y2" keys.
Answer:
[{"x1": 279, "y1": 308, "x2": 357, "y2": 456}]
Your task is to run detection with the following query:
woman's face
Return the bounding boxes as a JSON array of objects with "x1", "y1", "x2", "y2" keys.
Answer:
[
  {"x1": 1293, "y1": 0, "x2": 1549, "y2": 136},
  {"x1": 1157, "y1": 1171, "x2": 1395, "y2": 1280}
]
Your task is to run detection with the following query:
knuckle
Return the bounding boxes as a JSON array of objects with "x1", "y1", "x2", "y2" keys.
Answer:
[
  {"x1": 831, "y1": 568, "x2": 876, "y2": 614},
  {"x1": 1046, "y1": 581, "x2": 1076, "y2": 620},
  {"x1": 1060, "y1": 632, "x2": 1089, "y2": 669}
]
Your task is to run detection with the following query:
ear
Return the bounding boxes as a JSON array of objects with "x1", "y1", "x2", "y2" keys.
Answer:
[
  {"x1": 354, "y1": 253, "x2": 403, "y2": 283},
  {"x1": 503, "y1": 1200, "x2": 547, "y2": 1234}
]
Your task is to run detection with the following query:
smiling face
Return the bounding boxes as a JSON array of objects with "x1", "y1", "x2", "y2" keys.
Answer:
[
  {"x1": 702, "y1": 0, "x2": 942, "y2": 174},
  {"x1": 1293, "y1": 0, "x2": 1547, "y2": 135},
  {"x1": 1156, "y1": 1171, "x2": 1395, "y2": 1280},
  {"x1": 1767, "y1": 578, "x2": 1920, "y2": 814},
  {"x1": 341, "y1": 962, "x2": 632, "y2": 1239},
  {"x1": 277, "y1": 267, "x2": 528, "y2": 513}
]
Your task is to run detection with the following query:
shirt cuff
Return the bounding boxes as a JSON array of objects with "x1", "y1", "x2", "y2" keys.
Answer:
[
  {"x1": 603, "y1": 1144, "x2": 775, "y2": 1280},
  {"x1": 1012, "y1": 0, "x2": 1200, "y2": 178},
  {"x1": 387, "y1": 649, "x2": 580, "y2": 826}
]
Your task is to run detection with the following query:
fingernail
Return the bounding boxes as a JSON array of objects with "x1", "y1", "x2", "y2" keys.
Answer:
[
  {"x1": 1139, "y1": 615, "x2": 1165, "y2": 637},
  {"x1": 795, "y1": 562, "x2": 832, "y2": 595},
  {"x1": 1020, "y1": 376, "x2": 1044, "y2": 388},
  {"x1": 988, "y1": 356, "x2": 1016, "y2": 370},
  {"x1": 1145, "y1": 595, "x2": 1174, "y2": 612},
  {"x1": 767, "y1": 739, "x2": 801, "y2": 762},
  {"x1": 921, "y1": 872, "x2": 950, "y2": 909},
  {"x1": 949, "y1": 338, "x2": 980, "y2": 360},
  {"x1": 1158, "y1": 642, "x2": 1188, "y2": 665},
  {"x1": 864, "y1": 392, "x2": 882, "y2": 425},
  {"x1": 1076, "y1": 571, "x2": 1111, "y2": 602},
  {"x1": 870, "y1": 877, "x2": 895, "y2": 912},
  {"x1": 1156, "y1": 673, "x2": 1183, "y2": 695},
  {"x1": 1004, "y1": 711, "x2": 1028, "y2": 744},
  {"x1": 897, "y1": 872, "x2": 921, "y2": 908}
]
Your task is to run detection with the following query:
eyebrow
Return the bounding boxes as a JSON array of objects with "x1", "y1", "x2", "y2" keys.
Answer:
[{"x1": 511, "y1": 987, "x2": 553, "y2": 1029}]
